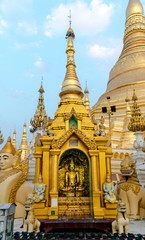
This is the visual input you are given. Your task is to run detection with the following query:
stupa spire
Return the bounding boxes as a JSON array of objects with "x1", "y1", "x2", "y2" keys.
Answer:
[
  {"x1": 30, "y1": 80, "x2": 50, "y2": 133},
  {"x1": 125, "y1": 96, "x2": 131, "y2": 117},
  {"x1": 126, "y1": 0, "x2": 144, "y2": 19},
  {"x1": 19, "y1": 122, "x2": 28, "y2": 160},
  {"x1": 128, "y1": 90, "x2": 145, "y2": 132},
  {"x1": 84, "y1": 82, "x2": 90, "y2": 110},
  {"x1": 124, "y1": 0, "x2": 145, "y2": 40},
  {"x1": 0, "y1": 130, "x2": 4, "y2": 144},
  {"x1": 12, "y1": 129, "x2": 17, "y2": 150},
  {"x1": 59, "y1": 15, "x2": 84, "y2": 100}
]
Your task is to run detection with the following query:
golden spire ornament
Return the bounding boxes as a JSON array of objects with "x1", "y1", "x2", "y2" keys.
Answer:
[
  {"x1": 30, "y1": 80, "x2": 50, "y2": 133},
  {"x1": 126, "y1": 0, "x2": 144, "y2": 19},
  {"x1": 59, "y1": 14, "x2": 84, "y2": 100},
  {"x1": 12, "y1": 129, "x2": 17, "y2": 150},
  {"x1": 19, "y1": 122, "x2": 28, "y2": 160},
  {"x1": 128, "y1": 89, "x2": 145, "y2": 132},
  {"x1": 124, "y1": 0, "x2": 145, "y2": 41},
  {"x1": 0, "y1": 130, "x2": 4, "y2": 144},
  {"x1": 84, "y1": 82, "x2": 90, "y2": 110}
]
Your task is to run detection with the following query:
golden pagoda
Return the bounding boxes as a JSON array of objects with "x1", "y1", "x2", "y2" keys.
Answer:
[
  {"x1": 128, "y1": 89, "x2": 145, "y2": 132},
  {"x1": 84, "y1": 83, "x2": 90, "y2": 110},
  {"x1": 93, "y1": 0, "x2": 145, "y2": 149},
  {"x1": 12, "y1": 130, "x2": 17, "y2": 150},
  {"x1": 19, "y1": 123, "x2": 28, "y2": 160},
  {"x1": 33, "y1": 22, "x2": 117, "y2": 220},
  {"x1": 30, "y1": 80, "x2": 51, "y2": 133},
  {"x1": 0, "y1": 130, "x2": 4, "y2": 144}
]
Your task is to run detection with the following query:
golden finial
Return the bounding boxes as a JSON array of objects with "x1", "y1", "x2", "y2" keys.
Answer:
[
  {"x1": 38, "y1": 173, "x2": 43, "y2": 183},
  {"x1": 19, "y1": 122, "x2": 28, "y2": 160},
  {"x1": 0, "y1": 136, "x2": 16, "y2": 155},
  {"x1": 84, "y1": 82, "x2": 90, "y2": 110},
  {"x1": 59, "y1": 14, "x2": 84, "y2": 100},
  {"x1": 106, "y1": 171, "x2": 112, "y2": 182},
  {"x1": 30, "y1": 80, "x2": 50, "y2": 133},
  {"x1": 126, "y1": 0, "x2": 144, "y2": 19},
  {"x1": 125, "y1": 93, "x2": 131, "y2": 115},
  {"x1": 128, "y1": 89, "x2": 145, "y2": 132},
  {"x1": 0, "y1": 130, "x2": 4, "y2": 144},
  {"x1": 12, "y1": 129, "x2": 17, "y2": 150},
  {"x1": 124, "y1": 0, "x2": 145, "y2": 41}
]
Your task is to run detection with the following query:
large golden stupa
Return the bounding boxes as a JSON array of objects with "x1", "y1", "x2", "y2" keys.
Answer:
[{"x1": 93, "y1": 0, "x2": 145, "y2": 153}]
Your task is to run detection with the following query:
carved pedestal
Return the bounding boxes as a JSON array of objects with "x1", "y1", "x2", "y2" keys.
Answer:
[{"x1": 104, "y1": 201, "x2": 118, "y2": 218}]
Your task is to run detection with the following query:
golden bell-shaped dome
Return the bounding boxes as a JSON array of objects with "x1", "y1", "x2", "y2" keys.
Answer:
[
  {"x1": 0, "y1": 136, "x2": 16, "y2": 155},
  {"x1": 126, "y1": 0, "x2": 144, "y2": 19}
]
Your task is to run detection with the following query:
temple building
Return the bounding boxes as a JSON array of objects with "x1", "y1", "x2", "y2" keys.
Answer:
[
  {"x1": 92, "y1": 0, "x2": 145, "y2": 176},
  {"x1": 32, "y1": 23, "x2": 117, "y2": 220}
]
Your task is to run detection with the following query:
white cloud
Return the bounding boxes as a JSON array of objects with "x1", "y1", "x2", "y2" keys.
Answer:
[
  {"x1": 14, "y1": 41, "x2": 39, "y2": 50},
  {"x1": 0, "y1": 0, "x2": 33, "y2": 16},
  {"x1": 34, "y1": 58, "x2": 49, "y2": 72},
  {"x1": 88, "y1": 44, "x2": 116, "y2": 58},
  {"x1": 7, "y1": 89, "x2": 24, "y2": 98},
  {"x1": 0, "y1": 0, "x2": 36, "y2": 36},
  {"x1": 0, "y1": 15, "x2": 8, "y2": 34},
  {"x1": 34, "y1": 58, "x2": 44, "y2": 68},
  {"x1": 88, "y1": 38, "x2": 122, "y2": 59},
  {"x1": 44, "y1": 0, "x2": 114, "y2": 37},
  {"x1": 25, "y1": 72, "x2": 34, "y2": 79},
  {"x1": 15, "y1": 90, "x2": 24, "y2": 94},
  {"x1": 17, "y1": 21, "x2": 37, "y2": 35}
]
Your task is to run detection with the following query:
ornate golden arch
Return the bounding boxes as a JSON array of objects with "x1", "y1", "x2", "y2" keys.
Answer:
[{"x1": 51, "y1": 125, "x2": 97, "y2": 150}]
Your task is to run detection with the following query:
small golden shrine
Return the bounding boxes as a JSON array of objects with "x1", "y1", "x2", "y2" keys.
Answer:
[{"x1": 32, "y1": 22, "x2": 117, "y2": 220}]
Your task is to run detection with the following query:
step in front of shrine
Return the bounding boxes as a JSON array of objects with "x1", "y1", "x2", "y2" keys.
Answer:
[{"x1": 39, "y1": 218, "x2": 114, "y2": 233}]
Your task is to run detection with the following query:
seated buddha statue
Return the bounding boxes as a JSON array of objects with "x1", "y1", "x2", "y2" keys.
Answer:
[
  {"x1": 61, "y1": 159, "x2": 84, "y2": 197},
  {"x1": 103, "y1": 172, "x2": 116, "y2": 203},
  {"x1": 66, "y1": 159, "x2": 79, "y2": 189},
  {"x1": 0, "y1": 137, "x2": 34, "y2": 218},
  {"x1": 33, "y1": 174, "x2": 46, "y2": 203}
]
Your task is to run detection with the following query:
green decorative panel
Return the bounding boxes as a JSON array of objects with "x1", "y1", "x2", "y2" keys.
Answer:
[
  {"x1": 51, "y1": 210, "x2": 55, "y2": 216},
  {"x1": 69, "y1": 115, "x2": 78, "y2": 129}
]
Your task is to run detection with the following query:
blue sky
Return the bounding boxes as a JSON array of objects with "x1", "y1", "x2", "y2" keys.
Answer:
[{"x1": 0, "y1": 0, "x2": 144, "y2": 148}]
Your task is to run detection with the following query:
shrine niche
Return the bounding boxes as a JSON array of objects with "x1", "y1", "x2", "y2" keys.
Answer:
[
  {"x1": 58, "y1": 149, "x2": 91, "y2": 218},
  {"x1": 58, "y1": 149, "x2": 90, "y2": 197}
]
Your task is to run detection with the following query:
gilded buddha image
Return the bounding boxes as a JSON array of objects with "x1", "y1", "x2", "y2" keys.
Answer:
[{"x1": 58, "y1": 149, "x2": 89, "y2": 197}]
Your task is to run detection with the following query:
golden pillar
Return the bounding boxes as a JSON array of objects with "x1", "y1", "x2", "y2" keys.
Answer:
[
  {"x1": 98, "y1": 146, "x2": 107, "y2": 208},
  {"x1": 89, "y1": 150, "x2": 103, "y2": 218},
  {"x1": 49, "y1": 149, "x2": 60, "y2": 219},
  {"x1": 42, "y1": 146, "x2": 50, "y2": 207},
  {"x1": 34, "y1": 146, "x2": 42, "y2": 183},
  {"x1": 106, "y1": 156, "x2": 111, "y2": 176},
  {"x1": 41, "y1": 136, "x2": 53, "y2": 207},
  {"x1": 89, "y1": 150, "x2": 99, "y2": 191}
]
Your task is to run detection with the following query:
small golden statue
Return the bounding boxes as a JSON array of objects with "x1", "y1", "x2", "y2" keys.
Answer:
[
  {"x1": 33, "y1": 174, "x2": 46, "y2": 203},
  {"x1": 94, "y1": 116, "x2": 106, "y2": 136},
  {"x1": 103, "y1": 172, "x2": 116, "y2": 203}
]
